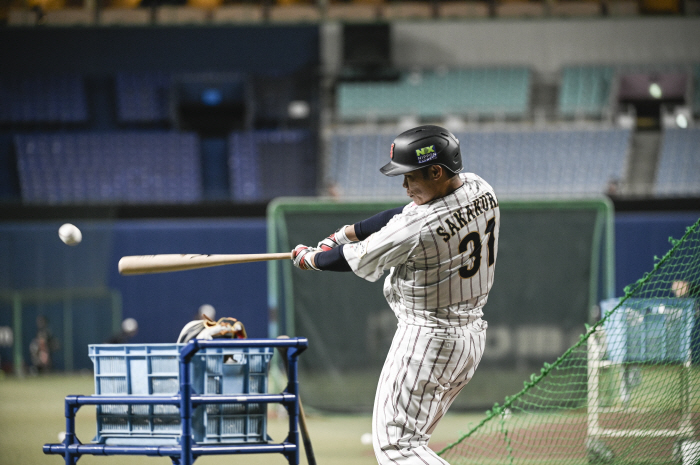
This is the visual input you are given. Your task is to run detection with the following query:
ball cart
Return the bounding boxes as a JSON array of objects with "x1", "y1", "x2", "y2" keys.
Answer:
[{"x1": 43, "y1": 337, "x2": 308, "y2": 465}]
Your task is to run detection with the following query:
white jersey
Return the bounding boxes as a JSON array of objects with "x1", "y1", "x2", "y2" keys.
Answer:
[{"x1": 343, "y1": 172, "x2": 499, "y2": 328}]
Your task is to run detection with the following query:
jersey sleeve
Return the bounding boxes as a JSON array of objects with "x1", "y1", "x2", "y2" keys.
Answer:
[
  {"x1": 342, "y1": 207, "x2": 424, "y2": 282},
  {"x1": 354, "y1": 206, "x2": 405, "y2": 240}
]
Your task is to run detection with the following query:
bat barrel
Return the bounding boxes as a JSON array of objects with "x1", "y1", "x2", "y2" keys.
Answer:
[{"x1": 118, "y1": 253, "x2": 292, "y2": 276}]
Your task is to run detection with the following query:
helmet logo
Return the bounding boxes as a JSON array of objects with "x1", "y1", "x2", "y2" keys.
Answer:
[
  {"x1": 415, "y1": 145, "x2": 435, "y2": 156},
  {"x1": 390, "y1": 143, "x2": 395, "y2": 159},
  {"x1": 415, "y1": 145, "x2": 436, "y2": 163}
]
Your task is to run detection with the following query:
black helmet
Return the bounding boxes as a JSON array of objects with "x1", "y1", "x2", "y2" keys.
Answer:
[{"x1": 380, "y1": 125, "x2": 462, "y2": 177}]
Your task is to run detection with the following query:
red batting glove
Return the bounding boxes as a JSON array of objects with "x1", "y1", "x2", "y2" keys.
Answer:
[
  {"x1": 318, "y1": 233, "x2": 340, "y2": 251},
  {"x1": 291, "y1": 244, "x2": 320, "y2": 271},
  {"x1": 317, "y1": 225, "x2": 352, "y2": 251}
]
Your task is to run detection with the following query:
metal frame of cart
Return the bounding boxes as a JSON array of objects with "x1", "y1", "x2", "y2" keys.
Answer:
[{"x1": 43, "y1": 338, "x2": 308, "y2": 465}]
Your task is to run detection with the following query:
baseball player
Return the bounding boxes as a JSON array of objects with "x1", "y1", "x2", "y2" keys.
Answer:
[{"x1": 291, "y1": 125, "x2": 499, "y2": 464}]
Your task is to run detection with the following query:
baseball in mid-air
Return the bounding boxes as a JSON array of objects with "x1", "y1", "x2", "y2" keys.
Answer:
[{"x1": 58, "y1": 223, "x2": 82, "y2": 246}]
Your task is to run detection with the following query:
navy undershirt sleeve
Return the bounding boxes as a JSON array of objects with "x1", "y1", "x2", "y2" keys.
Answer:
[
  {"x1": 314, "y1": 245, "x2": 351, "y2": 272},
  {"x1": 315, "y1": 206, "x2": 404, "y2": 272},
  {"x1": 354, "y1": 206, "x2": 404, "y2": 240}
]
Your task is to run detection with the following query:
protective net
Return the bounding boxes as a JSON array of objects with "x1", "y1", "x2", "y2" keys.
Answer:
[
  {"x1": 439, "y1": 217, "x2": 700, "y2": 465},
  {"x1": 268, "y1": 199, "x2": 615, "y2": 412}
]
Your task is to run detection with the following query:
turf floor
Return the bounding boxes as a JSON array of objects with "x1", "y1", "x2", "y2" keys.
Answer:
[{"x1": 0, "y1": 373, "x2": 484, "y2": 465}]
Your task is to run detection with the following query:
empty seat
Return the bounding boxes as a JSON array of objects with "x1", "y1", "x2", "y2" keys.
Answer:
[
  {"x1": 15, "y1": 132, "x2": 202, "y2": 204},
  {"x1": 655, "y1": 128, "x2": 700, "y2": 197},
  {"x1": 0, "y1": 74, "x2": 88, "y2": 124},
  {"x1": 326, "y1": 126, "x2": 631, "y2": 199},
  {"x1": 228, "y1": 130, "x2": 317, "y2": 202},
  {"x1": 694, "y1": 64, "x2": 700, "y2": 118},
  {"x1": 336, "y1": 67, "x2": 531, "y2": 122},
  {"x1": 115, "y1": 72, "x2": 172, "y2": 124},
  {"x1": 558, "y1": 66, "x2": 615, "y2": 118}
]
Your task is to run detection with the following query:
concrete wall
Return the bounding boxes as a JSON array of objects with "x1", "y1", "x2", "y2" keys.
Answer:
[
  {"x1": 322, "y1": 18, "x2": 700, "y2": 76},
  {"x1": 392, "y1": 18, "x2": 700, "y2": 74}
]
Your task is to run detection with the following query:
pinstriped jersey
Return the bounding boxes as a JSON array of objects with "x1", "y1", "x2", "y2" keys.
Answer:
[{"x1": 343, "y1": 172, "x2": 499, "y2": 327}]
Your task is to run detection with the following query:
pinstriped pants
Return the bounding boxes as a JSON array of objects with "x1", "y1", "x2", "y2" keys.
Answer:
[{"x1": 372, "y1": 320, "x2": 486, "y2": 464}]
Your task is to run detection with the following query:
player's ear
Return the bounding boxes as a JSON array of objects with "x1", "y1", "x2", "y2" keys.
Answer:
[{"x1": 431, "y1": 165, "x2": 443, "y2": 180}]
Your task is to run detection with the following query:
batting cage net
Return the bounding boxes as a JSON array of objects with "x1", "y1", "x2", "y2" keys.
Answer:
[
  {"x1": 438, "y1": 217, "x2": 700, "y2": 465},
  {"x1": 268, "y1": 198, "x2": 615, "y2": 413}
]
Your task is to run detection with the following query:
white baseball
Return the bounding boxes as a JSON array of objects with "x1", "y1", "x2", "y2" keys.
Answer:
[
  {"x1": 58, "y1": 223, "x2": 82, "y2": 246},
  {"x1": 360, "y1": 432, "x2": 372, "y2": 445}
]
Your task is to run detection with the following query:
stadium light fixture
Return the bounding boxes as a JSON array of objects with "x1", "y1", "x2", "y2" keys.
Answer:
[{"x1": 648, "y1": 82, "x2": 663, "y2": 99}]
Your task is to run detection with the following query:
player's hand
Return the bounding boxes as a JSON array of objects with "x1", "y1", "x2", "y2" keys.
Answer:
[
  {"x1": 318, "y1": 233, "x2": 340, "y2": 251},
  {"x1": 291, "y1": 244, "x2": 320, "y2": 271},
  {"x1": 317, "y1": 225, "x2": 352, "y2": 251}
]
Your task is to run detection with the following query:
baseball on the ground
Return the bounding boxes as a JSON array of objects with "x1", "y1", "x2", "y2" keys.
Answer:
[{"x1": 58, "y1": 223, "x2": 82, "y2": 246}]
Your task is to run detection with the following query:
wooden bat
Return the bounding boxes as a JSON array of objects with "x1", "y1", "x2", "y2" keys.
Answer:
[{"x1": 118, "y1": 253, "x2": 292, "y2": 276}]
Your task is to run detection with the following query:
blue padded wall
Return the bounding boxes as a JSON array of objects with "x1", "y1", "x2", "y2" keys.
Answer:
[{"x1": 0, "y1": 219, "x2": 269, "y2": 371}]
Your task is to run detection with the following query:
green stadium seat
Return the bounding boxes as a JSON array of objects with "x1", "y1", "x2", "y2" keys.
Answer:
[{"x1": 336, "y1": 67, "x2": 531, "y2": 122}]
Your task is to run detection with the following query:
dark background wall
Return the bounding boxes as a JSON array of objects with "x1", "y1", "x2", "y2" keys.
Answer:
[
  {"x1": 0, "y1": 211, "x2": 698, "y2": 373},
  {"x1": 0, "y1": 219, "x2": 269, "y2": 371},
  {"x1": 615, "y1": 211, "x2": 700, "y2": 295},
  {"x1": 0, "y1": 26, "x2": 319, "y2": 76}
]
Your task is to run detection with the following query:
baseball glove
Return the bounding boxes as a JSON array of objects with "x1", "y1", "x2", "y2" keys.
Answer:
[{"x1": 177, "y1": 316, "x2": 247, "y2": 343}]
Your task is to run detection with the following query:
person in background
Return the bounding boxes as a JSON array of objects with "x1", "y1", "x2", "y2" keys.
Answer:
[
  {"x1": 672, "y1": 280, "x2": 700, "y2": 365},
  {"x1": 29, "y1": 315, "x2": 59, "y2": 374},
  {"x1": 107, "y1": 318, "x2": 139, "y2": 344}
]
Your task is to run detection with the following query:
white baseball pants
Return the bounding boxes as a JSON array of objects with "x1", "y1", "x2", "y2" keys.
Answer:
[{"x1": 372, "y1": 320, "x2": 486, "y2": 464}]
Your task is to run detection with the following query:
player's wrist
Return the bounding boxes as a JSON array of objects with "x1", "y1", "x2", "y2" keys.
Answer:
[
  {"x1": 335, "y1": 225, "x2": 354, "y2": 245},
  {"x1": 306, "y1": 251, "x2": 320, "y2": 270}
]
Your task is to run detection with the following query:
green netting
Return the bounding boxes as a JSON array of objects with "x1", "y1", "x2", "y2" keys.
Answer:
[{"x1": 438, "y1": 217, "x2": 700, "y2": 465}]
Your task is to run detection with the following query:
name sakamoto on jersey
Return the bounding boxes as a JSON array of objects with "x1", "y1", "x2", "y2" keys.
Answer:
[{"x1": 343, "y1": 173, "x2": 500, "y2": 327}]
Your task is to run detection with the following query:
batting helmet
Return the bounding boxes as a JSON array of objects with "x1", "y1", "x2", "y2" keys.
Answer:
[{"x1": 380, "y1": 125, "x2": 463, "y2": 177}]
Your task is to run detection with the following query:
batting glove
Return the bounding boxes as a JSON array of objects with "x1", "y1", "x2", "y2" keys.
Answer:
[
  {"x1": 317, "y1": 225, "x2": 352, "y2": 251},
  {"x1": 291, "y1": 244, "x2": 320, "y2": 271}
]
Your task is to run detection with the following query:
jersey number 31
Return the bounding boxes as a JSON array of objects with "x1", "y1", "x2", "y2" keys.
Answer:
[{"x1": 458, "y1": 217, "x2": 496, "y2": 279}]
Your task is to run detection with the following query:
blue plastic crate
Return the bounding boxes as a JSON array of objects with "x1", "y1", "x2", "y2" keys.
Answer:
[
  {"x1": 601, "y1": 298, "x2": 695, "y2": 363},
  {"x1": 89, "y1": 343, "x2": 273, "y2": 446}
]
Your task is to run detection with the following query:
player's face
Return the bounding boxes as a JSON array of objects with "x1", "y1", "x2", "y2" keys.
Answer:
[{"x1": 402, "y1": 170, "x2": 440, "y2": 205}]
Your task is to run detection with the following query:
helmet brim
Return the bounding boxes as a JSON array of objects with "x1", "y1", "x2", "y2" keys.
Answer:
[
  {"x1": 380, "y1": 161, "x2": 463, "y2": 177},
  {"x1": 379, "y1": 161, "x2": 416, "y2": 177}
]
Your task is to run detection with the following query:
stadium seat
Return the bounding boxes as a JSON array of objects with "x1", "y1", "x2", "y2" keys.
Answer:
[
  {"x1": 382, "y1": 2, "x2": 433, "y2": 19},
  {"x1": 336, "y1": 67, "x2": 531, "y2": 122},
  {"x1": 549, "y1": 1, "x2": 600, "y2": 16},
  {"x1": 269, "y1": 5, "x2": 321, "y2": 22},
  {"x1": 115, "y1": 72, "x2": 172, "y2": 124},
  {"x1": 43, "y1": 8, "x2": 94, "y2": 25},
  {"x1": 7, "y1": 8, "x2": 37, "y2": 25},
  {"x1": 693, "y1": 64, "x2": 700, "y2": 118},
  {"x1": 228, "y1": 130, "x2": 317, "y2": 202},
  {"x1": 98, "y1": 8, "x2": 151, "y2": 26},
  {"x1": 326, "y1": 126, "x2": 631, "y2": 199},
  {"x1": 155, "y1": 6, "x2": 207, "y2": 25},
  {"x1": 655, "y1": 128, "x2": 700, "y2": 197},
  {"x1": 437, "y1": 1, "x2": 489, "y2": 18},
  {"x1": 15, "y1": 132, "x2": 202, "y2": 204},
  {"x1": 0, "y1": 74, "x2": 88, "y2": 124},
  {"x1": 212, "y1": 5, "x2": 263, "y2": 23},
  {"x1": 325, "y1": 3, "x2": 379, "y2": 21},
  {"x1": 496, "y1": 1, "x2": 545, "y2": 17},
  {"x1": 558, "y1": 66, "x2": 615, "y2": 118}
]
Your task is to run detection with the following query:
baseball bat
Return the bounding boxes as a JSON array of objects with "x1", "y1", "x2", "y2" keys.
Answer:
[{"x1": 118, "y1": 253, "x2": 292, "y2": 276}]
